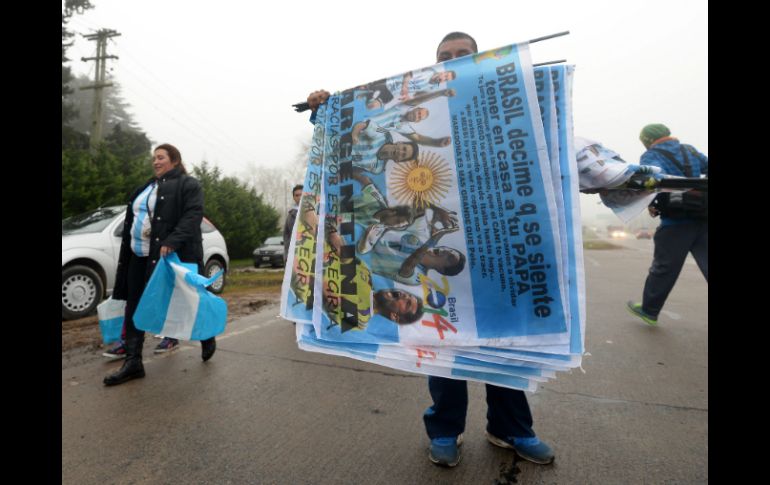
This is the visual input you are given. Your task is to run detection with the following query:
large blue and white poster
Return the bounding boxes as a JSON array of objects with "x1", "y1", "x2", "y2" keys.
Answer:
[{"x1": 281, "y1": 40, "x2": 585, "y2": 390}]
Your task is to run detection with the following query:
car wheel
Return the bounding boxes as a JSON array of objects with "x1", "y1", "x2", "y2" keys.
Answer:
[
  {"x1": 204, "y1": 258, "x2": 226, "y2": 294},
  {"x1": 62, "y1": 265, "x2": 104, "y2": 320}
]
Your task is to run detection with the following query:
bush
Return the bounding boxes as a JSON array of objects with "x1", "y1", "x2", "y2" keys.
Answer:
[{"x1": 192, "y1": 162, "x2": 279, "y2": 259}]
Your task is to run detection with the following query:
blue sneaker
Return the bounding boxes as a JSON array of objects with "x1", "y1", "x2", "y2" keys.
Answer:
[
  {"x1": 486, "y1": 431, "x2": 554, "y2": 465},
  {"x1": 154, "y1": 337, "x2": 179, "y2": 353},
  {"x1": 626, "y1": 301, "x2": 658, "y2": 326},
  {"x1": 428, "y1": 434, "x2": 463, "y2": 467}
]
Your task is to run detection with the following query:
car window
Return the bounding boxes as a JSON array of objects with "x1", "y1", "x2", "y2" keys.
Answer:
[
  {"x1": 264, "y1": 236, "x2": 283, "y2": 246},
  {"x1": 112, "y1": 217, "x2": 125, "y2": 237},
  {"x1": 62, "y1": 207, "x2": 124, "y2": 235},
  {"x1": 201, "y1": 218, "x2": 218, "y2": 234}
]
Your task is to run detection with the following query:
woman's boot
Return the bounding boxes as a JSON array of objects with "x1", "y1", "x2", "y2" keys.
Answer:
[
  {"x1": 103, "y1": 336, "x2": 145, "y2": 386},
  {"x1": 201, "y1": 337, "x2": 216, "y2": 362}
]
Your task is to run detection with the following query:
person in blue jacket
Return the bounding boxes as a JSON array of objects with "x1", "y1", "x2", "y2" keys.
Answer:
[{"x1": 627, "y1": 123, "x2": 708, "y2": 325}]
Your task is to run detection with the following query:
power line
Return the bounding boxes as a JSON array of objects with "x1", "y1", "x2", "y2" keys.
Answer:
[
  {"x1": 65, "y1": 15, "x2": 285, "y2": 175},
  {"x1": 109, "y1": 39, "x2": 260, "y2": 166},
  {"x1": 68, "y1": 17, "x2": 254, "y2": 167},
  {"x1": 114, "y1": 69, "x2": 254, "y2": 169},
  {"x1": 116, "y1": 81, "x2": 254, "y2": 169},
  {"x1": 67, "y1": 15, "x2": 99, "y2": 31}
]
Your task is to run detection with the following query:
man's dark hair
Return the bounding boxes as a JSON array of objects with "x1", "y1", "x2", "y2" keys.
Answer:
[
  {"x1": 403, "y1": 141, "x2": 420, "y2": 161},
  {"x1": 437, "y1": 32, "x2": 479, "y2": 58},
  {"x1": 292, "y1": 184, "x2": 303, "y2": 194},
  {"x1": 437, "y1": 248, "x2": 466, "y2": 276}
]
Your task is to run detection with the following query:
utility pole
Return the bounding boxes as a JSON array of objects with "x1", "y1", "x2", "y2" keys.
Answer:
[{"x1": 80, "y1": 29, "x2": 120, "y2": 151}]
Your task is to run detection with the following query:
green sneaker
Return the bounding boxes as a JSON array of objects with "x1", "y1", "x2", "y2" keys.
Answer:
[{"x1": 626, "y1": 301, "x2": 658, "y2": 326}]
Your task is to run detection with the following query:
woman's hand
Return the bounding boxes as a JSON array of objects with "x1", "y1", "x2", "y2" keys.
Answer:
[{"x1": 160, "y1": 245, "x2": 175, "y2": 257}]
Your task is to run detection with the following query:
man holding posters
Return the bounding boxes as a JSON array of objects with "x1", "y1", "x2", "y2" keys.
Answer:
[
  {"x1": 421, "y1": 32, "x2": 555, "y2": 468},
  {"x1": 302, "y1": 31, "x2": 555, "y2": 469}
]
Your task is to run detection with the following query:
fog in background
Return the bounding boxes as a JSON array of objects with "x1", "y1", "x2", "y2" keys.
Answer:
[{"x1": 65, "y1": 0, "x2": 707, "y2": 225}]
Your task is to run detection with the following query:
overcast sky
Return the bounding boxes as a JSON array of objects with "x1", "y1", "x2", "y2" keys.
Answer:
[{"x1": 65, "y1": 0, "x2": 707, "y2": 224}]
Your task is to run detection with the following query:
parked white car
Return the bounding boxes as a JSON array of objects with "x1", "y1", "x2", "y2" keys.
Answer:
[{"x1": 62, "y1": 206, "x2": 229, "y2": 320}]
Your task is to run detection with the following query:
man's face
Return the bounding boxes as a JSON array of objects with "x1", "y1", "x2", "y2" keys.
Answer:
[
  {"x1": 380, "y1": 290, "x2": 420, "y2": 323},
  {"x1": 437, "y1": 38, "x2": 476, "y2": 63},
  {"x1": 421, "y1": 248, "x2": 450, "y2": 266},
  {"x1": 423, "y1": 248, "x2": 461, "y2": 272},
  {"x1": 293, "y1": 189, "x2": 302, "y2": 204},
  {"x1": 406, "y1": 108, "x2": 429, "y2": 123},
  {"x1": 380, "y1": 143, "x2": 416, "y2": 162},
  {"x1": 377, "y1": 208, "x2": 411, "y2": 227}
]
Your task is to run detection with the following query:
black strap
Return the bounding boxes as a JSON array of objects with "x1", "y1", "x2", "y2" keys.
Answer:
[{"x1": 651, "y1": 147, "x2": 692, "y2": 177}]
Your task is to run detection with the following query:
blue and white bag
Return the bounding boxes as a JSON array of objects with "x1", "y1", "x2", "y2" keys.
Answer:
[
  {"x1": 97, "y1": 297, "x2": 125, "y2": 344},
  {"x1": 133, "y1": 253, "x2": 227, "y2": 341}
]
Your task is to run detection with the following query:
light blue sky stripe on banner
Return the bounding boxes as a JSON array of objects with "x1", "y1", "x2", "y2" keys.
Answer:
[
  {"x1": 535, "y1": 65, "x2": 570, "y2": 326},
  {"x1": 451, "y1": 366, "x2": 533, "y2": 391},
  {"x1": 454, "y1": 355, "x2": 548, "y2": 377},
  {"x1": 553, "y1": 65, "x2": 585, "y2": 355}
]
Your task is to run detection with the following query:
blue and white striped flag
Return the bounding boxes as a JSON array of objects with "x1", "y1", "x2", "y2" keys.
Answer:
[{"x1": 134, "y1": 253, "x2": 227, "y2": 341}]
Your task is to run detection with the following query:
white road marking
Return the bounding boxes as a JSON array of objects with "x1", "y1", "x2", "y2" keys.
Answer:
[
  {"x1": 219, "y1": 317, "x2": 283, "y2": 340},
  {"x1": 660, "y1": 310, "x2": 682, "y2": 320},
  {"x1": 142, "y1": 316, "x2": 284, "y2": 363}
]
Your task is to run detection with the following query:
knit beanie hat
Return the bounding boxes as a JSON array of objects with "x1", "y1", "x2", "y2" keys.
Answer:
[{"x1": 640, "y1": 123, "x2": 671, "y2": 146}]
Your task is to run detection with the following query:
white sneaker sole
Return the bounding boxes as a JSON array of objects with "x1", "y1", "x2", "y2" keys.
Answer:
[
  {"x1": 102, "y1": 353, "x2": 126, "y2": 360},
  {"x1": 154, "y1": 346, "x2": 179, "y2": 354},
  {"x1": 485, "y1": 432, "x2": 514, "y2": 449},
  {"x1": 486, "y1": 432, "x2": 554, "y2": 465}
]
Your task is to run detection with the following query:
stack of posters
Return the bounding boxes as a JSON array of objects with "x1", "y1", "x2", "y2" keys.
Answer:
[{"x1": 281, "y1": 41, "x2": 584, "y2": 391}]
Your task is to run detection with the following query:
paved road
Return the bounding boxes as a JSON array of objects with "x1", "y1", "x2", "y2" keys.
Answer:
[{"x1": 62, "y1": 242, "x2": 707, "y2": 484}]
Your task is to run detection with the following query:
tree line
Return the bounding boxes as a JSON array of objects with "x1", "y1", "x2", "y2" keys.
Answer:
[{"x1": 62, "y1": 1, "x2": 279, "y2": 259}]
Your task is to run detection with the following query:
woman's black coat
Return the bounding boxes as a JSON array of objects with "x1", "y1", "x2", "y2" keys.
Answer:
[{"x1": 112, "y1": 167, "x2": 204, "y2": 300}]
